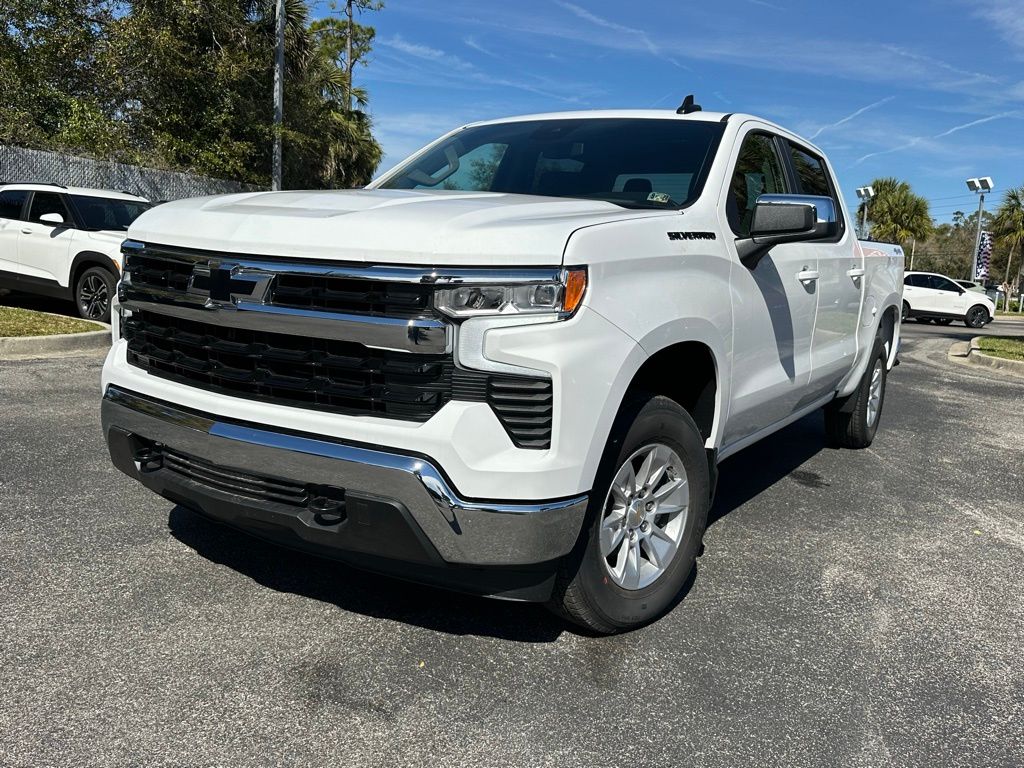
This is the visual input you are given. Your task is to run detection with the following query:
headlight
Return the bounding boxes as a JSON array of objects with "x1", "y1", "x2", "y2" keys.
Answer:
[{"x1": 434, "y1": 267, "x2": 587, "y2": 318}]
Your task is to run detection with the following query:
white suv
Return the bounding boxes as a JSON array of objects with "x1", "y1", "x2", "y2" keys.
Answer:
[
  {"x1": 0, "y1": 183, "x2": 151, "y2": 322},
  {"x1": 902, "y1": 271, "x2": 995, "y2": 328}
]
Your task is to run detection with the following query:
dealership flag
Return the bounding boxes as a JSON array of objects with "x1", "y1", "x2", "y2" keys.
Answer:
[{"x1": 976, "y1": 231, "x2": 993, "y2": 282}]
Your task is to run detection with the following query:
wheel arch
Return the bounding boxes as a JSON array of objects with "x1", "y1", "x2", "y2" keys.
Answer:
[{"x1": 70, "y1": 250, "x2": 119, "y2": 292}]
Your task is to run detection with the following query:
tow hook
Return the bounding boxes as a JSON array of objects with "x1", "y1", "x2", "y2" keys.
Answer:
[{"x1": 133, "y1": 444, "x2": 163, "y2": 473}]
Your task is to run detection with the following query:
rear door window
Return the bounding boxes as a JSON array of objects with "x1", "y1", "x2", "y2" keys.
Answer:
[
  {"x1": 0, "y1": 189, "x2": 29, "y2": 220},
  {"x1": 904, "y1": 274, "x2": 927, "y2": 287},
  {"x1": 787, "y1": 142, "x2": 845, "y2": 237},
  {"x1": 927, "y1": 275, "x2": 960, "y2": 292}
]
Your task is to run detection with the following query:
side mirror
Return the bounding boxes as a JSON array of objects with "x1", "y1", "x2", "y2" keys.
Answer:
[
  {"x1": 736, "y1": 194, "x2": 839, "y2": 269},
  {"x1": 39, "y1": 212, "x2": 65, "y2": 226}
]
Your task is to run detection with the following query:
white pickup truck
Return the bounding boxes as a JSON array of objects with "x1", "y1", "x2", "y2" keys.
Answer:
[{"x1": 101, "y1": 104, "x2": 904, "y2": 632}]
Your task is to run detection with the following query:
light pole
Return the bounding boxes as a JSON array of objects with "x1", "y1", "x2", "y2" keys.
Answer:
[
  {"x1": 272, "y1": 0, "x2": 285, "y2": 191},
  {"x1": 966, "y1": 177, "x2": 993, "y2": 282},
  {"x1": 856, "y1": 186, "x2": 875, "y2": 239}
]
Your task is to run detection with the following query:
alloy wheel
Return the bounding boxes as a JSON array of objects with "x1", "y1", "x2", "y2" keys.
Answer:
[
  {"x1": 866, "y1": 359, "x2": 883, "y2": 427},
  {"x1": 599, "y1": 443, "x2": 689, "y2": 590},
  {"x1": 79, "y1": 275, "x2": 109, "y2": 320}
]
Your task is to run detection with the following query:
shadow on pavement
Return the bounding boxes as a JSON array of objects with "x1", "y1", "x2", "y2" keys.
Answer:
[
  {"x1": 0, "y1": 289, "x2": 77, "y2": 317},
  {"x1": 710, "y1": 410, "x2": 826, "y2": 526},
  {"x1": 167, "y1": 505, "x2": 568, "y2": 642},
  {"x1": 165, "y1": 407, "x2": 833, "y2": 639}
]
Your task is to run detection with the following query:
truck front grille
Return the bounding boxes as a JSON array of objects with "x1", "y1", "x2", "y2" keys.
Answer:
[
  {"x1": 121, "y1": 241, "x2": 555, "y2": 448},
  {"x1": 124, "y1": 311, "x2": 453, "y2": 421}
]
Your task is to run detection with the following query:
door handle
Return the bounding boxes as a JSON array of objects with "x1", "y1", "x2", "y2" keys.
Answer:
[
  {"x1": 847, "y1": 267, "x2": 866, "y2": 279},
  {"x1": 797, "y1": 269, "x2": 820, "y2": 283},
  {"x1": 20, "y1": 227, "x2": 32, "y2": 234}
]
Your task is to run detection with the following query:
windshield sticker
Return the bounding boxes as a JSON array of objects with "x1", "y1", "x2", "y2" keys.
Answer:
[{"x1": 647, "y1": 192, "x2": 671, "y2": 204}]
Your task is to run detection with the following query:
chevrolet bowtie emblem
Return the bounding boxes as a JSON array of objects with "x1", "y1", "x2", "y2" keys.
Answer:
[
  {"x1": 188, "y1": 261, "x2": 273, "y2": 308},
  {"x1": 207, "y1": 261, "x2": 234, "y2": 303}
]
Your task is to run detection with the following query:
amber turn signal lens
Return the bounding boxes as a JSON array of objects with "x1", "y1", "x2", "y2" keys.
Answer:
[{"x1": 563, "y1": 268, "x2": 587, "y2": 315}]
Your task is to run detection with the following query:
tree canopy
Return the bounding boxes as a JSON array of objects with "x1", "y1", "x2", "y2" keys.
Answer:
[{"x1": 0, "y1": 0, "x2": 383, "y2": 188}]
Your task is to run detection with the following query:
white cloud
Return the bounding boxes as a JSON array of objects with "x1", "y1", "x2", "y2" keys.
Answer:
[
  {"x1": 553, "y1": 1, "x2": 659, "y2": 55},
  {"x1": 854, "y1": 111, "x2": 1018, "y2": 165},
  {"x1": 810, "y1": 96, "x2": 895, "y2": 140},
  {"x1": 974, "y1": 1, "x2": 1024, "y2": 58},
  {"x1": 464, "y1": 36, "x2": 500, "y2": 59}
]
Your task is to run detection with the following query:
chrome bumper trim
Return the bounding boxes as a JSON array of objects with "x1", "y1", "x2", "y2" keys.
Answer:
[
  {"x1": 121, "y1": 297, "x2": 451, "y2": 354},
  {"x1": 102, "y1": 385, "x2": 588, "y2": 565}
]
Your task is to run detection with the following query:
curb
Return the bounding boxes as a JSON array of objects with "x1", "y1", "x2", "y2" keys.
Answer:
[
  {"x1": 0, "y1": 328, "x2": 110, "y2": 360},
  {"x1": 947, "y1": 336, "x2": 1024, "y2": 379}
]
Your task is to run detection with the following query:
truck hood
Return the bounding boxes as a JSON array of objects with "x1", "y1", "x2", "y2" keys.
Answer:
[{"x1": 127, "y1": 188, "x2": 666, "y2": 266}]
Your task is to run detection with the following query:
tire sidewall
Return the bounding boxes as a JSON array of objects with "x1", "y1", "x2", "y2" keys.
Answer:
[
  {"x1": 965, "y1": 305, "x2": 988, "y2": 328},
  {"x1": 861, "y1": 339, "x2": 888, "y2": 441},
  {"x1": 573, "y1": 395, "x2": 709, "y2": 630}
]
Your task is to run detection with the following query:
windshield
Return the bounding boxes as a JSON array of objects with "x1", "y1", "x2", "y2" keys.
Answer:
[
  {"x1": 69, "y1": 195, "x2": 151, "y2": 231},
  {"x1": 378, "y1": 118, "x2": 726, "y2": 209}
]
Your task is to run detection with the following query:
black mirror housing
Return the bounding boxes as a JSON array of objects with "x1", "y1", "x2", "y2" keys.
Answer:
[{"x1": 736, "y1": 194, "x2": 839, "y2": 269}]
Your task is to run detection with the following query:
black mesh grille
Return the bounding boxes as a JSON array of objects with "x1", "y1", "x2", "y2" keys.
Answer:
[
  {"x1": 269, "y1": 274, "x2": 432, "y2": 318},
  {"x1": 127, "y1": 250, "x2": 195, "y2": 293},
  {"x1": 488, "y1": 377, "x2": 554, "y2": 449},
  {"x1": 124, "y1": 311, "x2": 454, "y2": 421}
]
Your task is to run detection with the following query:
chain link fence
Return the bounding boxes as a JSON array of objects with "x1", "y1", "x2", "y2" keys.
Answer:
[{"x1": 0, "y1": 145, "x2": 262, "y2": 201}]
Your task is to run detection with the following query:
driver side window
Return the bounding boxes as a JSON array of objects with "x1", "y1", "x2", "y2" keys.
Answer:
[{"x1": 728, "y1": 132, "x2": 789, "y2": 237}]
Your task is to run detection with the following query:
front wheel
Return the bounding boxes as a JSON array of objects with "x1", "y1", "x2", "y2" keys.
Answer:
[
  {"x1": 549, "y1": 393, "x2": 709, "y2": 634},
  {"x1": 824, "y1": 339, "x2": 887, "y2": 449},
  {"x1": 964, "y1": 305, "x2": 989, "y2": 328},
  {"x1": 75, "y1": 266, "x2": 115, "y2": 323}
]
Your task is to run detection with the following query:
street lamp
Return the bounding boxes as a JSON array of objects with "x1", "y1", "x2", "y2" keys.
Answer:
[
  {"x1": 966, "y1": 176, "x2": 994, "y2": 282},
  {"x1": 856, "y1": 186, "x2": 875, "y2": 239}
]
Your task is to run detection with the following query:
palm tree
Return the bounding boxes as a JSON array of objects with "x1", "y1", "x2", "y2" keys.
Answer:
[
  {"x1": 857, "y1": 177, "x2": 932, "y2": 245},
  {"x1": 992, "y1": 186, "x2": 1024, "y2": 287}
]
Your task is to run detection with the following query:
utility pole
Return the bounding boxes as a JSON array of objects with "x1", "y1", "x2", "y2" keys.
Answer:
[
  {"x1": 272, "y1": 0, "x2": 285, "y2": 191},
  {"x1": 966, "y1": 177, "x2": 993, "y2": 281},
  {"x1": 909, "y1": 237, "x2": 916, "y2": 271},
  {"x1": 346, "y1": 0, "x2": 354, "y2": 111}
]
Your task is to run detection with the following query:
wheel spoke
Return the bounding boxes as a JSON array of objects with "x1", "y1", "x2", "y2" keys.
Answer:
[
  {"x1": 623, "y1": 538, "x2": 641, "y2": 589},
  {"x1": 600, "y1": 508, "x2": 626, "y2": 556},
  {"x1": 635, "y1": 448, "x2": 656, "y2": 489},
  {"x1": 646, "y1": 527, "x2": 677, "y2": 568}
]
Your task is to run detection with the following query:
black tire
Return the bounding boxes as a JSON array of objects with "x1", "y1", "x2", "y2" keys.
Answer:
[
  {"x1": 824, "y1": 338, "x2": 887, "y2": 449},
  {"x1": 75, "y1": 266, "x2": 115, "y2": 323},
  {"x1": 901, "y1": 301, "x2": 910, "y2": 321},
  {"x1": 548, "y1": 392, "x2": 710, "y2": 634},
  {"x1": 933, "y1": 318, "x2": 954, "y2": 326},
  {"x1": 964, "y1": 305, "x2": 989, "y2": 328}
]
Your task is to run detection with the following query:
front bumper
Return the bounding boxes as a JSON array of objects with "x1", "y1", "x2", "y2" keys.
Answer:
[{"x1": 102, "y1": 386, "x2": 589, "y2": 599}]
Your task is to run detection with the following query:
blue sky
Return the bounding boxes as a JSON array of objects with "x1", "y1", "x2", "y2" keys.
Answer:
[{"x1": 335, "y1": 0, "x2": 1024, "y2": 222}]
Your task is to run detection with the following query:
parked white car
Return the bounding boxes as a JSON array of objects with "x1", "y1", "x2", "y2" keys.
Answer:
[
  {"x1": 903, "y1": 271, "x2": 994, "y2": 327},
  {"x1": 101, "y1": 105, "x2": 904, "y2": 632},
  {"x1": 0, "y1": 182, "x2": 151, "y2": 322}
]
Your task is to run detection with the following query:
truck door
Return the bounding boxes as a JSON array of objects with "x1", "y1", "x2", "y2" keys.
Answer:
[
  {"x1": 721, "y1": 128, "x2": 817, "y2": 445},
  {"x1": 784, "y1": 142, "x2": 862, "y2": 397}
]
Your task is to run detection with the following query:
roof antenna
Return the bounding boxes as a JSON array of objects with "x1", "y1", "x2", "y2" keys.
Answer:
[{"x1": 676, "y1": 94, "x2": 702, "y2": 114}]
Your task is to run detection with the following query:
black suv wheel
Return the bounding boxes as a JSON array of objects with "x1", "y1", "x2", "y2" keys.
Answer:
[{"x1": 76, "y1": 266, "x2": 115, "y2": 323}]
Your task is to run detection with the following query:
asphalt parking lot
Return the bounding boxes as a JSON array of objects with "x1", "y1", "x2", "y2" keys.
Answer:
[{"x1": 2, "y1": 317, "x2": 1023, "y2": 767}]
